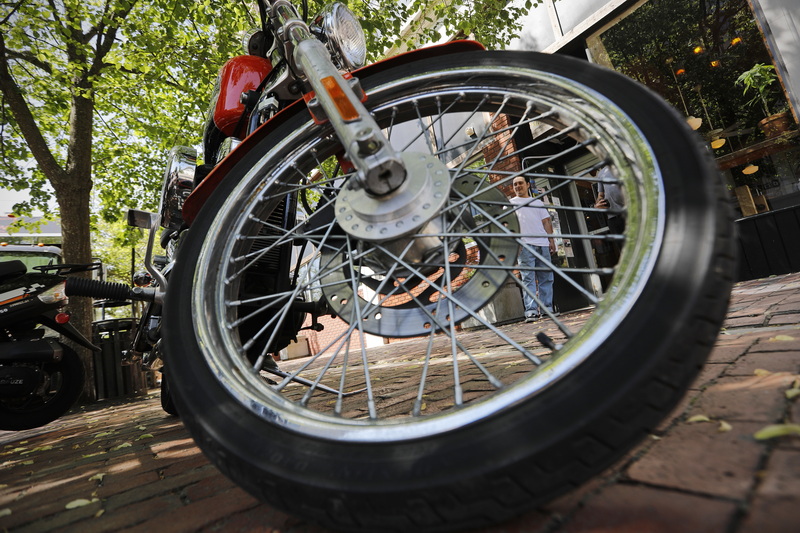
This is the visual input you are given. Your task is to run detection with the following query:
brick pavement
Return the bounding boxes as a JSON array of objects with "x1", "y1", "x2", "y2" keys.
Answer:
[{"x1": 1, "y1": 272, "x2": 799, "y2": 532}]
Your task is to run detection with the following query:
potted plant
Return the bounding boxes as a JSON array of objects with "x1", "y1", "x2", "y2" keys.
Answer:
[{"x1": 736, "y1": 63, "x2": 792, "y2": 137}]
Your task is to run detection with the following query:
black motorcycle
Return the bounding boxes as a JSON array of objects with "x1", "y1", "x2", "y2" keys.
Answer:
[{"x1": 0, "y1": 260, "x2": 156, "y2": 430}]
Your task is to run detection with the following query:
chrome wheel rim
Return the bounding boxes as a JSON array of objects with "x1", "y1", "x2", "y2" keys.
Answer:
[{"x1": 191, "y1": 65, "x2": 664, "y2": 442}]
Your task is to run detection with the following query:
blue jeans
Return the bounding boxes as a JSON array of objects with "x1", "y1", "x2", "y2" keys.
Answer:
[{"x1": 518, "y1": 245, "x2": 554, "y2": 316}]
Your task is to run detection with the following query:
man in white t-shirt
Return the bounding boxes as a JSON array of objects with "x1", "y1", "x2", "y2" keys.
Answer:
[
  {"x1": 510, "y1": 176, "x2": 556, "y2": 321},
  {"x1": 594, "y1": 166, "x2": 626, "y2": 234}
]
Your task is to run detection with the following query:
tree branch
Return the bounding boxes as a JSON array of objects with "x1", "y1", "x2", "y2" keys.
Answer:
[
  {"x1": 0, "y1": 0, "x2": 26, "y2": 26},
  {"x1": 0, "y1": 32, "x2": 66, "y2": 184},
  {"x1": 89, "y1": 0, "x2": 139, "y2": 77},
  {"x1": 4, "y1": 48, "x2": 53, "y2": 74}
]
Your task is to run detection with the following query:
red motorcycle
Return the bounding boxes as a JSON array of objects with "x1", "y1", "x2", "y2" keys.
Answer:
[{"x1": 155, "y1": 1, "x2": 735, "y2": 530}]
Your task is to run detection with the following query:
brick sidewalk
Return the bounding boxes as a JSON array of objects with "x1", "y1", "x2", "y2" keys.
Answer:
[{"x1": 1, "y1": 273, "x2": 799, "y2": 532}]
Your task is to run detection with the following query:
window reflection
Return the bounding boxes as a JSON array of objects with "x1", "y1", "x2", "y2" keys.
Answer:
[{"x1": 589, "y1": 0, "x2": 799, "y2": 217}]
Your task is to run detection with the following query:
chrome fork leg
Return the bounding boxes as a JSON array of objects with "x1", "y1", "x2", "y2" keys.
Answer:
[{"x1": 271, "y1": 0, "x2": 406, "y2": 196}]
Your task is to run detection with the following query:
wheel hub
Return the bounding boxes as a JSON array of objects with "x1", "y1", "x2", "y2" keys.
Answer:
[
  {"x1": 335, "y1": 152, "x2": 450, "y2": 240},
  {"x1": 321, "y1": 172, "x2": 520, "y2": 337}
]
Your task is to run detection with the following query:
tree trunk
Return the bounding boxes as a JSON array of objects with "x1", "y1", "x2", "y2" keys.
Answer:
[
  {"x1": 57, "y1": 186, "x2": 97, "y2": 402},
  {"x1": 53, "y1": 85, "x2": 97, "y2": 402}
]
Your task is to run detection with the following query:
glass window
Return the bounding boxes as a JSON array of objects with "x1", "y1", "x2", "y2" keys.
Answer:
[
  {"x1": 591, "y1": 0, "x2": 799, "y2": 216},
  {"x1": 556, "y1": 0, "x2": 610, "y2": 34}
]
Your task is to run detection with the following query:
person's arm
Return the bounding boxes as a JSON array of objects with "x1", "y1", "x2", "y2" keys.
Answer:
[
  {"x1": 543, "y1": 217, "x2": 556, "y2": 253},
  {"x1": 595, "y1": 191, "x2": 608, "y2": 209}
]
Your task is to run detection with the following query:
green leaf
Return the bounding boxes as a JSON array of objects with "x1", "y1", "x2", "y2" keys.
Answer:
[
  {"x1": 65, "y1": 498, "x2": 96, "y2": 509},
  {"x1": 754, "y1": 424, "x2": 800, "y2": 440}
]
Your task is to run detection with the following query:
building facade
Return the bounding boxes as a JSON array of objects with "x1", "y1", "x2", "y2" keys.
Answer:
[{"x1": 509, "y1": 0, "x2": 800, "y2": 217}]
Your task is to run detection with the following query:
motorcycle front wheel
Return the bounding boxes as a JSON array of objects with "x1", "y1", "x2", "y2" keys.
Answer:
[{"x1": 164, "y1": 51, "x2": 734, "y2": 532}]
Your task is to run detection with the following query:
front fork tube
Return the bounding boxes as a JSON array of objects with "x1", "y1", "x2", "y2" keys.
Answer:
[{"x1": 272, "y1": 0, "x2": 406, "y2": 196}]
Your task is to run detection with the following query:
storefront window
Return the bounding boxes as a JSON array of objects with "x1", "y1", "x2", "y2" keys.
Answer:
[{"x1": 589, "y1": 0, "x2": 799, "y2": 216}]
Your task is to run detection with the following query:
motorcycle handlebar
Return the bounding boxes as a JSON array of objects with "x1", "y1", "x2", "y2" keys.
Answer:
[{"x1": 65, "y1": 277, "x2": 157, "y2": 303}]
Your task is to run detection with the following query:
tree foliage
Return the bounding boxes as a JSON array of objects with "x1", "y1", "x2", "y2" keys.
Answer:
[
  {"x1": 358, "y1": 0, "x2": 536, "y2": 53},
  {"x1": 2, "y1": 0, "x2": 531, "y2": 222},
  {"x1": 600, "y1": 0, "x2": 783, "y2": 140},
  {"x1": 1, "y1": 0, "x2": 532, "y2": 277},
  {"x1": 2, "y1": 0, "x2": 256, "y2": 220}
]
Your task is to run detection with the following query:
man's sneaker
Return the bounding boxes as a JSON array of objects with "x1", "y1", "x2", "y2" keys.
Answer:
[{"x1": 525, "y1": 313, "x2": 540, "y2": 323}]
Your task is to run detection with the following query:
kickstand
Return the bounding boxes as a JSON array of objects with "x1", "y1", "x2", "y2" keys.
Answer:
[{"x1": 262, "y1": 367, "x2": 367, "y2": 397}]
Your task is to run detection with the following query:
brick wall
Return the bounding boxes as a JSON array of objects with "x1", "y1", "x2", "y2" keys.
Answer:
[{"x1": 482, "y1": 114, "x2": 521, "y2": 196}]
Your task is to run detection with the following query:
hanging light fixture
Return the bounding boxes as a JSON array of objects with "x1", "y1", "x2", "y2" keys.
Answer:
[
  {"x1": 687, "y1": 116, "x2": 703, "y2": 130},
  {"x1": 742, "y1": 164, "x2": 759, "y2": 175},
  {"x1": 710, "y1": 138, "x2": 726, "y2": 149}
]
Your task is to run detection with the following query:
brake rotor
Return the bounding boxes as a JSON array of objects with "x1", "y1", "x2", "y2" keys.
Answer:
[{"x1": 321, "y1": 171, "x2": 520, "y2": 337}]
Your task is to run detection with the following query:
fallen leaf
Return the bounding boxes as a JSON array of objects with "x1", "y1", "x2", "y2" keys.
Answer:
[
  {"x1": 786, "y1": 388, "x2": 800, "y2": 400},
  {"x1": 82, "y1": 452, "x2": 106, "y2": 459},
  {"x1": 94, "y1": 431, "x2": 114, "y2": 438},
  {"x1": 0, "y1": 508, "x2": 11, "y2": 518},
  {"x1": 21, "y1": 460, "x2": 33, "y2": 465},
  {"x1": 137, "y1": 425, "x2": 147, "y2": 431},
  {"x1": 110, "y1": 442, "x2": 131, "y2": 451},
  {"x1": 753, "y1": 369, "x2": 772, "y2": 376},
  {"x1": 94, "y1": 509, "x2": 105, "y2": 518},
  {"x1": 88, "y1": 473, "x2": 106, "y2": 482},
  {"x1": 687, "y1": 414, "x2": 711, "y2": 423},
  {"x1": 65, "y1": 499, "x2": 93, "y2": 509},
  {"x1": 21, "y1": 445, "x2": 53, "y2": 455},
  {"x1": 136, "y1": 434, "x2": 153, "y2": 441},
  {"x1": 768, "y1": 335, "x2": 795, "y2": 342},
  {"x1": 754, "y1": 424, "x2": 800, "y2": 440},
  {"x1": 718, "y1": 420, "x2": 733, "y2": 432}
]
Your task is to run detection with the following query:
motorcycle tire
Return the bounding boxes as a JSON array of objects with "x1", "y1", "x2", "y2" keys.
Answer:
[
  {"x1": 164, "y1": 51, "x2": 735, "y2": 532},
  {"x1": 160, "y1": 367, "x2": 179, "y2": 417},
  {"x1": 0, "y1": 344, "x2": 84, "y2": 431}
]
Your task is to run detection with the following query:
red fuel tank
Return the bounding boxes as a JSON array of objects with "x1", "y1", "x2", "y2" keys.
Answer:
[{"x1": 212, "y1": 55, "x2": 273, "y2": 136}]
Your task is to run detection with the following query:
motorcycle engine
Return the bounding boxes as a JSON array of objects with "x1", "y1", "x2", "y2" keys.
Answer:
[{"x1": 0, "y1": 365, "x2": 39, "y2": 397}]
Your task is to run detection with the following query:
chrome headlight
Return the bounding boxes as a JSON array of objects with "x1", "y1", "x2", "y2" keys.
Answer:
[{"x1": 313, "y1": 3, "x2": 366, "y2": 71}]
